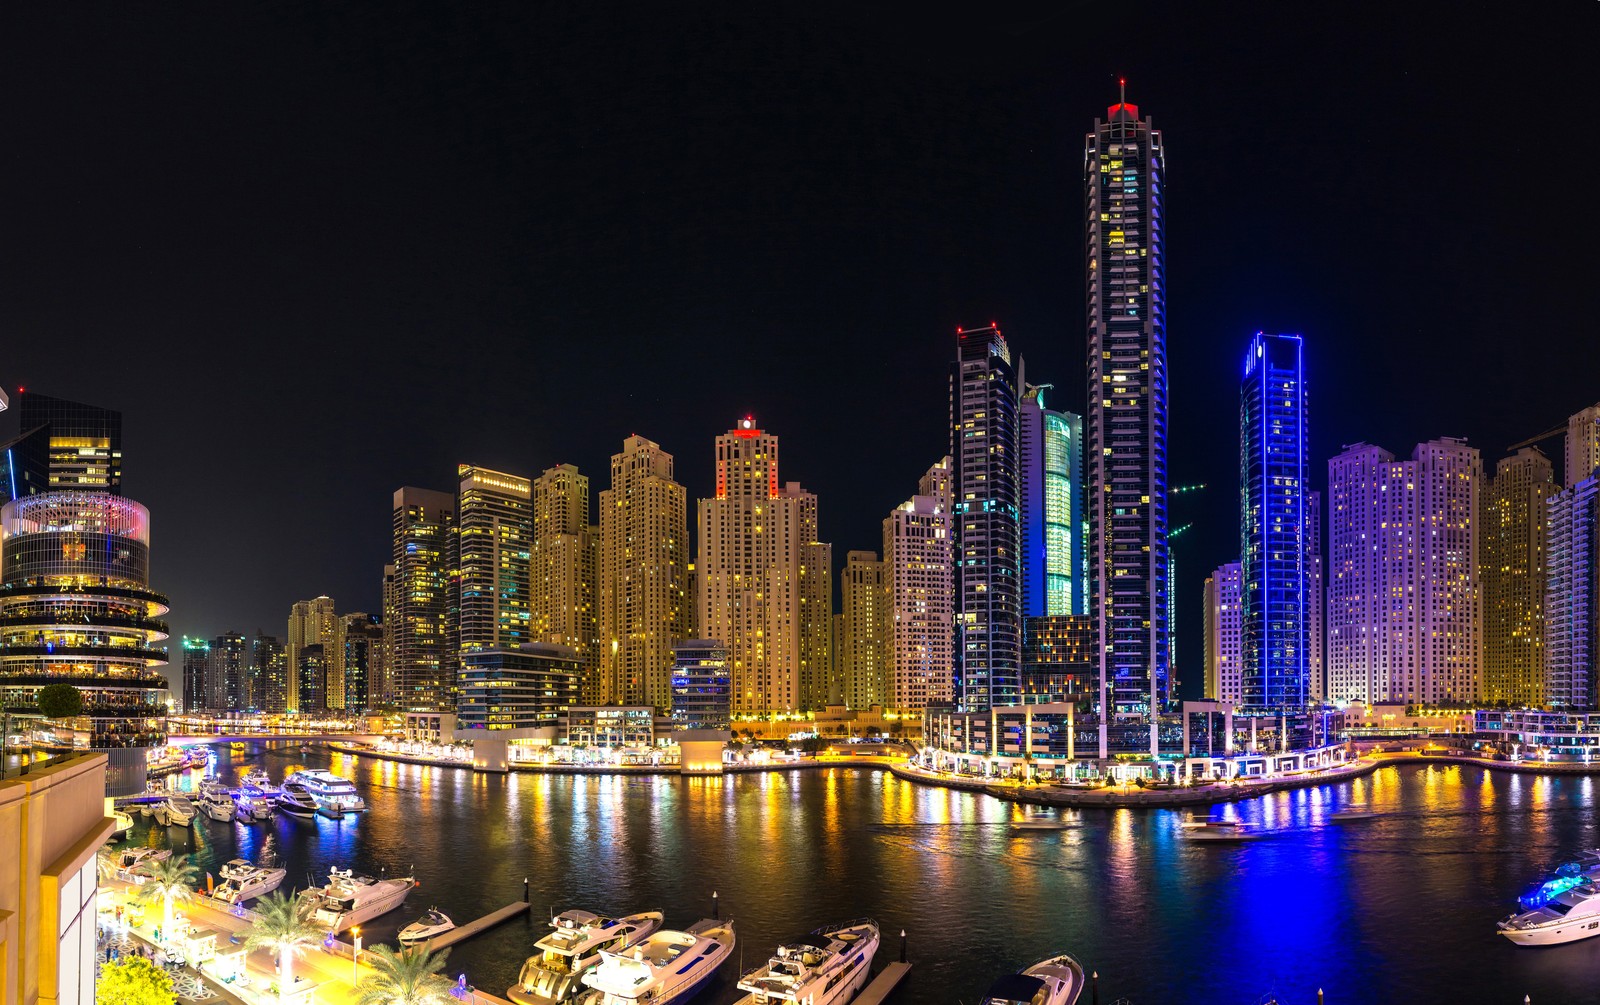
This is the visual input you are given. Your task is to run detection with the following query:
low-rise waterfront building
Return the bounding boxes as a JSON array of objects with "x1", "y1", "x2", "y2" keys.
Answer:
[
  {"x1": 402, "y1": 711, "x2": 457, "y2": 744},
  {"x1": 565, "y1": 706, "x2": 655, "y2": 747},
  {"x1": 456, "y1": 643, "x2": 580, "y2": 731},
  {"x1": 670, "y1": 639, "x2": 730, "y2": 730},
  {"x1": 1020, "y1": 614, "x2": 1094, "y2": 704}
]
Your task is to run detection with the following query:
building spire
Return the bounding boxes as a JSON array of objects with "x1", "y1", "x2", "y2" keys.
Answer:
[{"x1": 1119, "y1": 76, "x2": 1126, "y2": 105}]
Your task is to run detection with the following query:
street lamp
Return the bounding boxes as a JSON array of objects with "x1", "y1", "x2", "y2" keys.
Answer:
[{"x1": 352, "y1": 927, "x2": 362, "y2": 985}]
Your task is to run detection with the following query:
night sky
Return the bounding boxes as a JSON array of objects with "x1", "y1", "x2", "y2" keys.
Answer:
[{"x1": 4, "y1": 3, "x2": 1596, "y2": 699}]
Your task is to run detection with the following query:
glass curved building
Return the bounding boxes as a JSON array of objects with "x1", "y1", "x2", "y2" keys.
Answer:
[{"x1": 0, "y1": 491, "x2": 170, "y2": 794}]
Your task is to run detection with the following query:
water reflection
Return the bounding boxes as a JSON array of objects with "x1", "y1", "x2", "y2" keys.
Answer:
[{"x1": 113, "y1": 743, "x2": 1600, "y2": 1005}]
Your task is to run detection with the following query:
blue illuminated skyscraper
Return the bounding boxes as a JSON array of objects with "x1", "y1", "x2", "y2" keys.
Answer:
[
  {"x1": 1085, "y1": 87, "x2": 1169, "y2": 756},
  {"x1": 1021, "y1": 386, "x2": 1086, "y2": 618},
  {"x1": 1239, "y1": 332, "x2": 1309, "y2": 713},
  {"x1": 951, "y1": 324, "x2": 1023, "y2": 711}
]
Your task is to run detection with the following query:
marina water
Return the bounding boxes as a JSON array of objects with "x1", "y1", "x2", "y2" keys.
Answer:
[{"x1": 126, "y1": 743, "x2": 1600, "y2": 1004}]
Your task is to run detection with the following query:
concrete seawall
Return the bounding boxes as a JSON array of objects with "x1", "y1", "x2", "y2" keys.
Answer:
[{"x1": 325, "y1": 742, "x2": 895, "y2": 775}]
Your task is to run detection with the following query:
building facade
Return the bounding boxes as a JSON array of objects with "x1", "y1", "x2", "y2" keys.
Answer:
[
  {"x1": 1239, "y1": 332, "x2": 1309, "y2": 713},
  {"x1": 389, "y1": 487, "x2": 456, "y2": 712},
  {"x1": 531, "y1": 464, "x2": 599, "y2": 700},
  {"x1": 840, "y1": 550, "x2": 888, "y2": 710},
  {"x1": 286, "y1": 595, "x2": 336, "y2": 714},
  {"x1": 1085, "y1": 90, "x2": 1170, "y2": 755},
  {"x1": 1326, "y1": 439, "x2": 1482, "y2": 704},
  {"x1": 252, "y1": 631, "x2": 288, "y2": 714},
  {"x1": 884, "y1": 458, "x2": 955, "y2": 713},
  {"x1": 670, "y1": 639, "x2": 731, "y2": 730},
  {"x1": 1566, "y1": 403, "x2": 1600, "y2": 488},
  {"x1": 181, "y1": 637, "x2": 209, "y2": 713},
  {"x1": 1546, "y1": 472, "x2": 1600, "y2": 711},
  {"x1": 17, "y1": 392, "x2": 123, "y2": 494},
  {"x1": 457, "y1": 465, "x2": 532, "y2": 654},
  {"x1": 456, "y1": 643, "x2": 580, "y2": 731},
  {"x1": 1307, "y1": 490, "x2": 1325, "y2": 704},
  {"x1": 295, "y1": 644, "x2": 327, "y2": 713},
  {"x1": 598, "y1": 435, "x2": 691, "y2": 710},
  {"x1": 340, "y1": 613, "x2": 382, "y2": 713},
  {"x1": 207, "y1": 631, "x2": 246, "y2": 712},
  {"x1": 951, "y1": 326, "x2": 1023, "y2": 711},
  {"x1": 1021, "y1": 614, "x2": 1095, "y2": 705},
  {"x1": 1020, "y1": 387, "x2": 1086, "y2": 618},
  {"x1": 1203, "y1": 561, "x2": 1243, "y2": 704},
  {"x1": 1482, "y1": 448, "x2": 1554, "y2": 706},
  {"x1": 0, "y1": 492, "x2": 169, "y2": 795},
  {"x1": 697, "y1": 420, "x2": 828, "y2": 715}
]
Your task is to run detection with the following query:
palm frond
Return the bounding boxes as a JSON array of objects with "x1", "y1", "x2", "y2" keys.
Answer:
[{"x1": 353, "y1": 944, "x2": 454, "y2": 1005}]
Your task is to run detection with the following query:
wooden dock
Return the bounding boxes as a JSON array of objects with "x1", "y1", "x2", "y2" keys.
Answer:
[
  {"x1": 422, "y1": 902, "x2": 531, "y2": 950},
  {"x1": 852, "y1": 962, "x2": 912, "y2": 1005}
]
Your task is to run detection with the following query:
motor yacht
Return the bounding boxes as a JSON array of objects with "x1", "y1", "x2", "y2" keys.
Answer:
[
  {"x1": 212, "y1": 863, "x2": 288, "y2": 905},
  {"x1": 508, "y1": 910, "x2": 666, "y2": 1005},
  {"x1": 1182, "y1": 820, "x2": 1260, "y2": 843},
  {"x1": 159, "y1": 794, "x2": 197, "y2": 827},
  {"x1": 733, "y1": 919, "x2": 879, "y2": 1005},
  {"x1": 114, "y1": 847, "x2": 172, "y2": 874},
  {"x1": 218, "y1": 859, "x2": 255, "y2": 882},
  {"x1": 399, "y1": 909, "x2": 457, "y2": 945},
  {"x1": 241, "y1": 767, "x2": 275, "y2": 790},
  {"x1": 578, "y1": 919, "x2": 736, "y2": 1005},
  {"x1": 978, "y1": 954, "x2": 1085, "y2": 1005},
  {"x1": 1500, "y1": 878, "x2": 1600, "y2": 945},
  {"x1": 198, "y1": 791, "x2": 236, "y2": 822},
  {"x1": 286, "y1": 769, "x2": 365, "y2": 815},
  {"x1": 300, "y1": 867, "x2": 415, "y2": 933},
  {"x1": 275, "y1": 781, "x2": 319, "y2": 818}
]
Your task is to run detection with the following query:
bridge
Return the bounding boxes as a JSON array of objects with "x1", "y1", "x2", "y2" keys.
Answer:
[{"x1": 165, "y1": 733, "x2": 386, "y2": 745}]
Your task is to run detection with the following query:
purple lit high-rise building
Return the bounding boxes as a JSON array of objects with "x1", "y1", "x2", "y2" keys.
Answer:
[{"x1": 1085, "y1": 85, "x2": 1168, "y2": 756}]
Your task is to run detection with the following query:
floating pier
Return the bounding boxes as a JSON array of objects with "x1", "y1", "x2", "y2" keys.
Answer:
[
  {"x1": 853, "y1": 962, "x2": 913, "y2": 1005},
  {"x1": 422, "y1": 902, "x2": 531, "y2": 950}
]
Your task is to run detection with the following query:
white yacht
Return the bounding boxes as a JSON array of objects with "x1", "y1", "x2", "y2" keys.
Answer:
[
  {"x1": 733, "y1": 919, "x2": 879, "y2": 1005},
  {"x1": 300, "y1": 867, "x2": 414, "y2": 933},
  {"x1": 275, "y1": 780, "x2": 319, "y2": 818},
  {"x1": 399, "y1": 909, "x2": 457, "y2": 945},
  {"x1": 213, "y1": 864, "x2": 287, "y2": 905},
  {"x1": 198, "y1": 791, "x2": 237, "y2": 822},
  {"x1": 158, "y1": 794, "x2": 197, "y2": 827},
  {"x1": 218, "y1": 859, "x2": 256, "y2": 882},
  {"x1": 579, "y1": 919, "x2": 737, "y2": 1005},
  {"x1": 114, "y1": 847, "x2": 171, "y2": 874},
  {"x1": 241, "y1": 767, "x2": 275, "y2": 791},
  {"x1": 979, "y1": 954, "x2": 1085, "y2": 1005},
  {"x1": 286, "y1": 770, "x2": 364, "y2": 815},
  {"x1": 1182, "y1": 820, "x2": 1260, "y2": 843},
  {"x1": 236, "y1": 784, "x2": 275, "y2": 821},
  {"x1": 1500, "y1": 879, "x2": 1600, "y2": 945},
  {"x1": 509, "y1": 910, "x2": 666, "y2": 1005}
]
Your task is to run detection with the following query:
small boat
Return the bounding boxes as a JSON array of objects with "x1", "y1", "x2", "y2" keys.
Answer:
[
  {"x1": 162, "y1": 794, "x2": 197, "y2": 827},
  {"x1": 300, "y1": 867, "x2": 415, "y2": 933},
  {"x1": 399, "y1": 909, "x2": 456, "y2": 945},
  {"x1": 138, "y1": 801, "x2": 154, "y2": 819},
  {"x1": 115, "y1": 847, "x2": 172, "y2": 874},
  {"x1": 1183, "y1": 821, "x2": 1261, "y2": 843},
  {"x1": 275, "y1": 781, "x2": 319, "y2": 818},
  {"x1": 1329, "y1": 808, "x2": 1379, "y2": 822},
  {"x1": 219, "y1": 859, "x2": 256, "y2": 882},
  {"x1": 198, "y1": 791, "x2": 236, "y2": 822},
  {"x1": 979, "y1": 954, "x2": 1085, "y2": 1005},
  {"x1": 579, "y1": 918, "x2": 736, "y2": 1005},
  {"x1": 733, "y1": 919, "x2": 879, "y2": 1005},
  {"x1": 212, "y1": 864, "x2": 287, "y2": 906},
  {"x1": 1012, "y1": 812, "x2": 1070, "y2": 832},
  {"x1": 508, "y1": 909, "x2": 665, "y2": 1005}
]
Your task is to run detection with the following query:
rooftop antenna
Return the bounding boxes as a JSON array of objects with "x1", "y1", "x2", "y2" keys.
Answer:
[{"x1": 1119, "y1": 77, "x2": 1126, "y2": 105}]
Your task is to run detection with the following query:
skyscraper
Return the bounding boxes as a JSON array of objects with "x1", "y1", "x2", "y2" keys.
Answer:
[
  {"x1": 1239, "y1": 332, "x2": 1310, "y2": 714},
  {"x1": 1482, "y1": 448, "x2": 1554, "y2": 706},
  {"x1": 599, "y1": 435, "x2": 690, "y2": 711},
  {"x1": 296, "y1": 644, "x2": 327, "y2": 713},
  {"x1": 697, "y1": 419, "x2": 828, "y2": 715},
  {"x1": 1566, "y1": 403, "x2": 1600, "y2": 488},
  {"x1": 252, "y1": 631, "x2": 288, "y2": 713},
  {"x1": 1020, "y1": 386, "x2": 1087, "y2": 618},
  {"x1": 457, "y1": 465, "x2": 532, "y2": 653},
  {"x1": 182, "y1": 637, "x2": 210, "y2": 713},
  {"x1": 531, "y1": 464, "x2": 599, "y2": 699},
  {"x1": 287, "y1": 596, "x2": 337, "y2": 713},
  {"x1": 840, "y1": 550, "x2": 888, "y2": 710},
  {"x1": 1203, "y1": 561, "x2": 1243, "y2": 704},
  {"x1": 340, "y1": 613, "x2": 382, "y2": 713},
  {"x1": 210, "y1": 631, "x2": 247, "y2": 711},
  {"x1": 0, "y1": 425, "x2": 49, "y2": 505},
  {"x1": 1546, "y1": 471, "x2": 1600, "y2": 711},
  {"x1": 1307, "y1": 490, "x2": 1325, "y2": 704},
  {"x1": 670, "y1": 639, "x2": 731, "y2": 730},
  {"x1": 884, "y1": 457, "x2": 956, "y2": 713},
  {"x1": 390, "y1": 487, "x2": 456, "y2": 711},
  {"x1": 951, "y1": 325, "x2": 1023, "y2": 712},
  {"x1": 1327, "y1": 439, "x2": 1482, "y2": 704},
  {"x1": 1085, "y1": 88, "x2": 1169, "y2": 755},
  {"x1": 17, "y1": 391, "x2": 123, "y2": 493}
]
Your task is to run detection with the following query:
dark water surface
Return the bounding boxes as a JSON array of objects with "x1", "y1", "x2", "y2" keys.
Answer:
[{"x1": 126, "y1": 744, "x2": 1600, "y2": 1005}]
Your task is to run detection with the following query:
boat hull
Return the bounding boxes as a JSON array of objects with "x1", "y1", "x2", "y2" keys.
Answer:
[
  {"x1": 309, "y1": 881, "x2": 413, "y2": 933},
  {"x1": 1499, "y1": 919, "x2": 1600, "y2": 946}
]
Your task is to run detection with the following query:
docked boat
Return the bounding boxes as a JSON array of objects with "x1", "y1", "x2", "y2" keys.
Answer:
[
  {"x1": 578, "y1": 918, "x2": 736, "y2": 1005},
  {"x1": 1500, "y1": 878, "x2": 1600, "y2": 945},
  {"x1": 509, "y1": 910, "x2": 666, "y2": 1005},
  {"x1": 300, "y1": 867, "x2": 414, "y2": 933},
  {"x1": 399, "y1": 909, "x2": 457, "y2": 945},
  {"x1": 213, "y1": 863, "x2": 287, "y2": 905},
  {"x1": 159, "y1": 794, "x2": 197, "y2": 827},
  {"x1": 1182, "y1": 821, "x2": 1261, "y2": 843},
  {"x1": 241, "y1": 767, "x2": 275, "y2": 790},
  {"x1": 733, "y1": 919, "x2": 879, "y2": 1005},
  {"x1": 114, "y1": 847, "x2": 172, "y2": 874},
  {"x1": 286, "y1": 769, "x2": 365, "y2": 815},
  {"x1": 219, "y1": 859, "x2": 256, "y2": 882},
  {"x1": 275, "y1": 780, "x2": 319, "y2": 818},
  {"x1": 198, "y1": 791, "x2": 237, "y2": 822},
  {"x1": 978, "y1": 954, "x2": 1085, "y2": 1005}
]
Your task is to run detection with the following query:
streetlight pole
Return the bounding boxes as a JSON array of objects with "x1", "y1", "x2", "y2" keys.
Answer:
[{"x1": 352, "y1": 927, "x2": 361, "y2": 986}]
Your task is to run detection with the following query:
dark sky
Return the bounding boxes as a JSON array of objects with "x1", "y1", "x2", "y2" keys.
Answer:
[{"x1": 4, "y1": 3, "x2": 1596, "y2": 698}]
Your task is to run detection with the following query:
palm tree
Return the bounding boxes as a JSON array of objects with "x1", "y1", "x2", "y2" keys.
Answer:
[
  {"x1": 138, "y1": 854, "x2": 198, "y2": 937},
  {"x1": 353, "y1": 945, "x2": 454, "y2": 1005},
  {"x1": 245, "y1": 892, "x2": 323, "y2": 1005}
]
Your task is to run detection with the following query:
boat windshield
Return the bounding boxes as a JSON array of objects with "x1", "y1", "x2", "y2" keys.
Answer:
[{"x1": 1546, "y1": 900, "x2": 1575, "y2": 917}]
